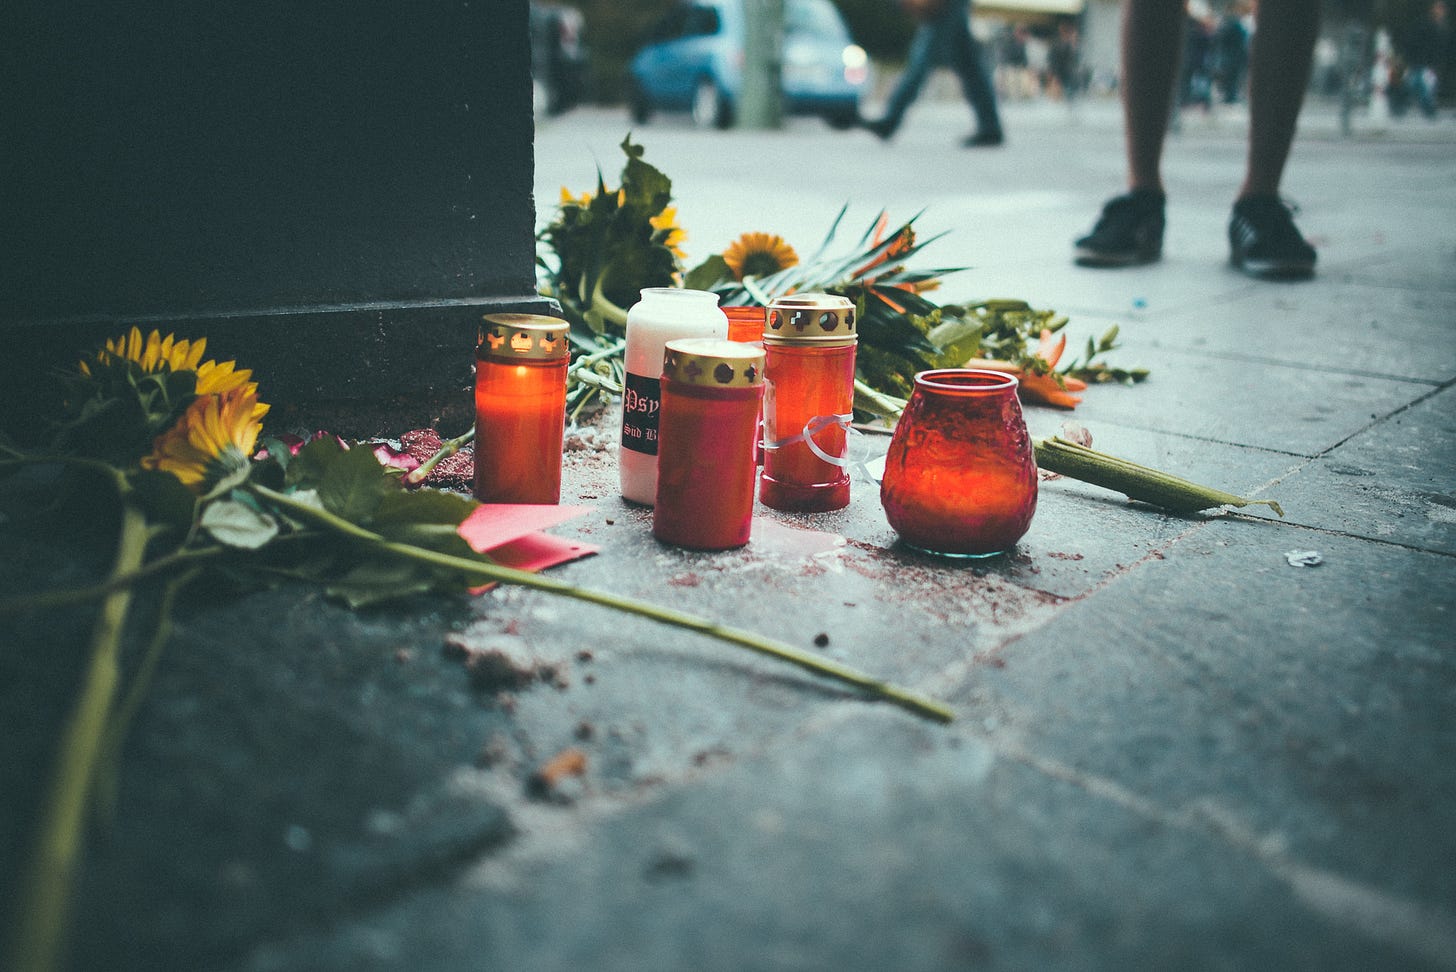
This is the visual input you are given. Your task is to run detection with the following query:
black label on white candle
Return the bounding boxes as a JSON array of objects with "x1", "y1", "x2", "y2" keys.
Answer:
[{"x1": 620, "y1": 371, "x2": 661, "y2": 456}]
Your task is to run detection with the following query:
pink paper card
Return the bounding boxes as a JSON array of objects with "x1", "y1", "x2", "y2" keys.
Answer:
[
  {"x1": 487, "y1": 532, "x2": 599, "y2": 573},
  {"x1": 457, "y1": 504, "x2": 595, "y2": 554},
  {"x1": 457, "y1": 505, "x2": 599, "y2": 591}
]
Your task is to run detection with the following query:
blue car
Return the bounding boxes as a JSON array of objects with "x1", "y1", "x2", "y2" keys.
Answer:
[{"x1": 628, "y1": 0, "x2": 870, "y2": 130}]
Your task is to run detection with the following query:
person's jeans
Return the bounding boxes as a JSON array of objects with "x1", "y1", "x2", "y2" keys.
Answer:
[
  {"x1": 882, "y1": 6, "x2": 1001, "y2": 135},
  {"x1": 1409, "y1": 67, "x2": 1439, "y2": 118}
]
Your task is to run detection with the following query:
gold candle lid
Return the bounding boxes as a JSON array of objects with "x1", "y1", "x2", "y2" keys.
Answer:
[
  {"x1": 662, "y1": 339, "x2": 765, "y2": 388},
  {"x1": 764, "y1": 293, "x2": 857, "y2": 346},
  {"x1": 479, "y1": 314, "x2": 570, "y2": 363}
]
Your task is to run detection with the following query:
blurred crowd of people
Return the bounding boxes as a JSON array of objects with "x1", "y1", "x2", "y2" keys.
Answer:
[
  {"x1": 1177, "y1": 0, "x2": 1253, "y2": 109},
  {"x1": 992, "y1": 19, "x2": 1091, "y2": 101},
  {"x1": 1374, "y1": 0, "x2": 1454, "y2": 119}
]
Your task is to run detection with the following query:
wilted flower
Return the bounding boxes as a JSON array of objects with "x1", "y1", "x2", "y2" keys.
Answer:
[
  {"x1": 143, "y1": 385, "x2": 269, "y2": 493},
  {"x1": 722, "y1": 232, "x2": 799, "y2": 280}
]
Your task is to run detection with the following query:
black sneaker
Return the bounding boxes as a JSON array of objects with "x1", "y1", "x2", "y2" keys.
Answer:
[
  {"x1": 1073, "y1": 190, "x2": 1166, "y2": 267},
  {"x1": 863, "y1": 117, "x2": 897, "y2": 141},
  {"x1": 1229, "y1": 195, "x2": 1316, "y2": 279},
  {"x1": 962, "y1": 130, "x2": 1004, "y2": 147}
]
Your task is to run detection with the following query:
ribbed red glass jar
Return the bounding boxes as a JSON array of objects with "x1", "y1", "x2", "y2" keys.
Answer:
[
  {"x1": 880, "y1": 369, "x2": 1038, "y2": 557},
  {"x1": 759, "y1": 294, "x2": 857, "y2": 513},
  {"x1": 653, "y1": 339, "x2": 765, "y2": 550},
  {"x1": 474, "y1": 314, "x2": 570, "y2": 504}
]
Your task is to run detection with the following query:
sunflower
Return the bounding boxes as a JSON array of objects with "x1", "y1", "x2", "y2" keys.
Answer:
[
  {"x1": 142, "y1": 385, "x2": 270, "y2": 494},
  {"x1": 86, "y1": 328, "x2": 207, "y2": 375},
  {"x1": 81, "y1": 326, "x2": 257, "y2": 398},
  {"x1": 558, "y1": 186, "x2": 628, "y2": 211},
  {"x1": 559, "y1": 186, "x2": 593, "y2": 209},
  {"x1": 650, "y1": 205, "x2": 687, "y2": 260},
  {"x1": 722, "y1": 232, "x2": 799, "y2": 281}
]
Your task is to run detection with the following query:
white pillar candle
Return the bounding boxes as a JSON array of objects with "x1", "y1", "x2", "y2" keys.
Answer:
[{"x1": 619, "y1": 288, "x2": 728, "y2": 505}]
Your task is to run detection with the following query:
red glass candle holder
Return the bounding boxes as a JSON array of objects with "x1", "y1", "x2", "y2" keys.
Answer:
[
  {"x1": 759, "y1": 294, "x2": 857, "y2": 513},
  {"x1": 880, "y1": 369, "x2": 1038, "y2": 557},
  {"x1": 474, "y1": 314, "x2": 570, "y2": 504},
  {"x1": 723, "y1": 305, "x2": 766, "y2": 344},
  {"x1": 653, "y1": 339, "x2": 765, "y2": 550}
]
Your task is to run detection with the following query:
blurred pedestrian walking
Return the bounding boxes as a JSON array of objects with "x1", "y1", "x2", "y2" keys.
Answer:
[
  {"x1": 1212, "y1": 1, "x2": 1251, "y2": 103},
  {"x1": 1073, "y1": 0, "x2": 1320, "y2": 279},
  {"x1": 863, "y1": 0, "x2": 1005, "y2": 147},
  {"x1": 1399, "y1": 0, "x2": 1453, "y2": 118},
  {"x1": 1047, "y1": 19, "x2": 1087, "y2": 101}
]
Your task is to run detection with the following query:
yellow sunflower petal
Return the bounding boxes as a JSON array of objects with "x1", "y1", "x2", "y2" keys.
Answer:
[
  {"x1": 650, "y1": 206, "x2": 688, "y2": 260},
  {"x1": 194, "y1": 359, "x2": 255, "y2": 397}
]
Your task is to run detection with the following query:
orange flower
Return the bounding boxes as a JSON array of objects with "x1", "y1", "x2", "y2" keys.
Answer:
[
  {"x1": 722, "y1": 232, "x2": 799, "y2": 280},
  {"x1": 143, "y1": 385, "x2": 270, "y2": 493},
  {"x1": 853, "y1": 215, "x2": 916, "y2": 280}
]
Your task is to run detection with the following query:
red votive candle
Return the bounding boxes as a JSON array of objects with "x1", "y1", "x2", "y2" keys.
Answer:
[
  {"x1": 759, "y1": 293, "x2": 857, "y2": 513},
  {"x1": 653, "y1": 339, "x2": 765, "y2": 550},
  {"x1": 474, "y1": 314, "x2": 570, "y2": 504},
  {"x1": 723, "y1": 305, "x2": 766, "y2": 344},
  {"x1": 880, "y1": 368, "x2": 1038, "y2": 557}
]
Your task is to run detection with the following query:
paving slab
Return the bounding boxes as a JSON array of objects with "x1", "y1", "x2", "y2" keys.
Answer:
[
  {"x1": 1270, "y1": 385, "x2": 1456, "y2": 553},
  {"x1": 1128, "y1": 279, "x2": 1456, "y2": 383},
  {"x1": 232, "y1": 710, "x2": 1440, "y2": 972},
  {"x1": 1020, "y1": 343, "x2": 1429, "y2": 456},
  {"x1": 974, "y1": 524, "x2": 1456, "y2": 928}
]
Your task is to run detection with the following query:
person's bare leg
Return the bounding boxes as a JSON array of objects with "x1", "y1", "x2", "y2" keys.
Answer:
[
  {"x1": 1122, "y1": 0, "x2": 1186, "y2": 193},
  {"x1": 1238, "y1": 0, "x2": 1320, "y2": 199}
]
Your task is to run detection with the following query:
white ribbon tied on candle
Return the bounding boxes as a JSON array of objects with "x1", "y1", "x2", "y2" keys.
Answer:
[{"x1": 762, "y1": 412, "x2": 855, "y2": 467}]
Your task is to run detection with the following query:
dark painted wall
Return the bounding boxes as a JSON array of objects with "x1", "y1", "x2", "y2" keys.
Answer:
[{"x1": 2, "y1": 0, "x2": 551, "y2": 437}]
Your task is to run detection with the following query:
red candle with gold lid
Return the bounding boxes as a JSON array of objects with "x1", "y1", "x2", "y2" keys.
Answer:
[
  {"x1": 653, "y1": 339, "x2": 765, "y2": 550},
  {"x1": 474, "y1": 314, "x2": 570, "y2": 504},
  {"x1": 758, "y1": 293, "x2": 857, "y2": 513}
]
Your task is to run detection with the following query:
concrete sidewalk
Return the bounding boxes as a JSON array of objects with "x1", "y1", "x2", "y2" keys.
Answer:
[{"x1": 3, "y1": 95, "x2": 1453, "y2": 971}]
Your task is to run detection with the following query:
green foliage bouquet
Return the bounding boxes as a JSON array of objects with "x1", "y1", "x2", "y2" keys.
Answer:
[{"x1": 536, "y1": 136, "x2": 1147, "y2": 420}]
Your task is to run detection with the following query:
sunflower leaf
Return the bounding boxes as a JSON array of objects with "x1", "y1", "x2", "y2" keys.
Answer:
[
  {"x1": 286, "y1": 438, "x2": 392, "y2": 524},
  {"x1": 201, "y1": 497, "x2": 280, "y2": 549},
  {"x1": 372, "y1": 488, "x2": 478, "y2": 528},
  {"x1": 683, "y1": 255, "x2": 729, "y2": 291}
]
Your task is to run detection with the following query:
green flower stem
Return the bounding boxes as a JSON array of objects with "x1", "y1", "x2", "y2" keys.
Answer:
[
  {"x1": 7, "y1": 486, "x2": 148, "y2": 972},
  {"x1": 1033, "y1": 436, "x2": 1285, "y2": 517},
  {"x1": 92, "y1": 567, "x2": 201, "y2": 822},
  {"x1": 572, "y1": 337, "x2": 628, "y2": 367},
  {"x1": 250, "y1": 484, "x2": 954, "y2": 724},
  {"x1": 588, "y1": 276, "x2": 631, "y2": 329},
  {"x1": 0, "y1": 454, "x2": 121, "y2": 479},
  {"x1": 853, "y1": 378, "x2": 907, "y2": 420},
  {"x1": 404, "y1": 428, "x2": 477, "y2": 486},
  {"x1": 0, "y1": 546, "x2": 221, "y2": 616}
]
